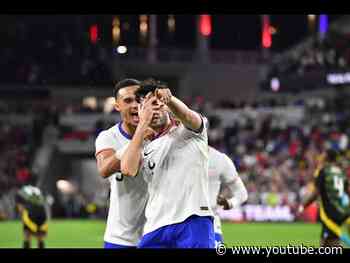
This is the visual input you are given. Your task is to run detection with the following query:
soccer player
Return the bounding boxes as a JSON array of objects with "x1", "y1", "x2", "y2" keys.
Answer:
[
  {"x1": 208, "y1": 146, "x2": 248, "y2": 246},
  {"x1": 298, "y1": 149, "x2": 350, "y2": 247},
  {"x1": 95, "y1": 79, "x2": 148, "y2": 249},
  {"x1": 119, "y1": 79, "x2": 214, "y2": 248},
  {"x1": 16, "y1": 185, "x2": 48, "y2": 249}
]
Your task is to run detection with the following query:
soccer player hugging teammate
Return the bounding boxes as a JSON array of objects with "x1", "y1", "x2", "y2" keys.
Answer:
[
  {"x1": 95, "y1": 79, "x2": 148, "y2": 249},
  {"x1": 119, "y1": 78, "x2": 215, "y2": 248}
]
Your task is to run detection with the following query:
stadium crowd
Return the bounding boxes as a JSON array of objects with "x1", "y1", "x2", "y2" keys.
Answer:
[
  {"x1": 1, "y1": 16, "x2": 350, "y2": 220},
  {"x1": 0, "y1": 123, "x2": 33, "y2": 193},
  {"x1": 269, "y1": 31, "x2": 350, "y2": 78},
  {"x1": 1, "y1": 92, "x2": 350, "y2": 220},
  {"x1": 205, "y1": 93, "x2": 350, "y2": 214}
]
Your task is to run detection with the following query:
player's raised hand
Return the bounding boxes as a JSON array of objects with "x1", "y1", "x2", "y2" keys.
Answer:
[
  {"x1": 138, "y1": 92, "x2": 156, "y2": 127},
  {"x1": 155, "y1": 88, "x2": 172, "y2": 105},
  {"x1": 217, "y1": 194, "x2": 230, "y2": 210}
]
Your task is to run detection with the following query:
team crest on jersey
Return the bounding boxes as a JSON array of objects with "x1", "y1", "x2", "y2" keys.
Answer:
[
  {"x1": 145, "y1": 160, "x2": 156, "y2": 177},
  {"x1": 148, "y1": 160, "x2": 156, "y2": 170}
]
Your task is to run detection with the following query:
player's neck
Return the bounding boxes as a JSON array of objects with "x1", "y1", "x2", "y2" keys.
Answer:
[
  {"x1": 121, "y1": 122, "x2": 136, "y2": 137},
  {"x1": 154, "y1": 116, "x2": 173, "y2": 139}
]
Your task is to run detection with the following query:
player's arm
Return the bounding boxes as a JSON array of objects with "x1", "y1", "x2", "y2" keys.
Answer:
[
  {"x1": 16, "y1": 204, "x2": 24, "y2": 213},
  {"x1": 120, "y1": 94, "x2": 156, "y2": 177},
  {"x1": 156, "y1": 88, "x2": 202, "y2": 132},
  {"x1": 218, "y1": 177, "x2": 248, "y2": 210},
  {"x1": 96, "y1": 150, "x2": 121, "y2": 178},
  {"x1": 298, "y1": 185, "x2": 319, "y2": 213},
  {"x1": 303, "y1": 184, "x2": 319, "y2": 209},
  {"x1": 298, "y1": 170, "x2": 321, "y2": 214},
  {"x1": 217, "y1": 154, "x2": 248, "y2": 210}
]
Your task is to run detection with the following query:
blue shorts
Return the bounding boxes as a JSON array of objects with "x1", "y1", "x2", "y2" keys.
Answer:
[
  {"x1": 138, "y1": 215, "x2": 215, "y2": 248},
  {"x1": 215, "y1": 233, "x2": 223, "y2": 242},
  {"x1": 104, "y1": 241, "x2": 136, "y2": 249},
  {"x1": 214, "y1": 233, "x2": 223, "y2": 247}
]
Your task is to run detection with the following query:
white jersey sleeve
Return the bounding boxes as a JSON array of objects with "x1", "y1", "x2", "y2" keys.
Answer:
[
  {"x1": 94, "y1": 124, "x2": 148, "y2": 246},
  {"x1": 181, "y1": 115, "x2": 208, "y2": 140},
  {"x1": 208, "y1": 148, "x2": 238, "y2": 235},
  {"x1": 95, "y1": 130, "x2": 115, "y2": 156},
  {"x1": 219, "y1": 153, "x2": 239, "y2": 185},
  {"x1": 219, "y1": 153, "x2": 248, "y2": 209}
]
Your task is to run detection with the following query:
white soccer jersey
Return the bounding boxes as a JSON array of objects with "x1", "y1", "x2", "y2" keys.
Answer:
[
  {"x1": 208, "y1": 146, "x2": 239, "y2": 234},
  {"x1": 95, "y1": 122, "x2": 148, "y2": 246},
  {"x1": 140, "y1": 118, "x2": 214, "y2": 235}
]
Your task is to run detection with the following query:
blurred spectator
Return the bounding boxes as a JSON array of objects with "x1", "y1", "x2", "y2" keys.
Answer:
[
  {"x1": 269, "y1": 30, "x2": 350, "y2": 80},
  {"x1": 16, "y1": 166, "x2": 31, "y2": 185}
]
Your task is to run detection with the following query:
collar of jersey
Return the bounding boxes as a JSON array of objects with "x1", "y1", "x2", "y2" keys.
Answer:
[
  {"x1": 153, "y1": 118, "x2": 178, "y2": 140},
  {"x1": 118, "y1": 122, "x2": 132, "y2": 140}
]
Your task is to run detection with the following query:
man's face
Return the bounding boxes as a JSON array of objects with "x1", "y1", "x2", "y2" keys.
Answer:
[
  {"x1": 114, "y1": 85, "x2": 140, "y2": 127},
  {"x1": 141, "y1": 93, "x2": 168, "y2": 129}
]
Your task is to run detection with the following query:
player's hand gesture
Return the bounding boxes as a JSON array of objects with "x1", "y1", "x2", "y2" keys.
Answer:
[
  {"x1": 138, "y1": 92, "x2": 157, "y2": 138},
  {"x1": 155, "y1": 88, "x2": 172, "y2": 105},
  {"x1": 138, "y1": 92, "x2": 156, "y2": 127},
  {"x1": 217, "y1": 194, "x2": 230, "y2": 210}
]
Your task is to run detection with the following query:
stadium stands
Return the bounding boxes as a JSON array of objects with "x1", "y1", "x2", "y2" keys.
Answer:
[
  {"x1": 1, "y1": 91, "x2": 350, "y2": 222},
  {"x1": 1, "y1": 15, "x2": 350, "y2": 225}
]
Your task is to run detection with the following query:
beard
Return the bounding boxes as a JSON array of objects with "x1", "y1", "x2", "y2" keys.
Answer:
[{"x1": 150, "y1": 112, "x2": 168, "y2": 129}]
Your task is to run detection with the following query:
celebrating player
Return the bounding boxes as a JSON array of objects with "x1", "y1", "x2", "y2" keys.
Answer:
[
  {"x1": 95, "y1": 79, "x2": 148, "y2": 249},
  {"x1": 119, "y1": 78, "x2": 214, "y2": 248}
]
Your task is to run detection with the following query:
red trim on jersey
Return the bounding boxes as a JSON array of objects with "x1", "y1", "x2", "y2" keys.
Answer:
[
  {"x1": 95, "y1": 148, "x2": 115, "y2": 157},
  {"x1": 153, "y1": 117, "x2": 178, "y2": 140}
]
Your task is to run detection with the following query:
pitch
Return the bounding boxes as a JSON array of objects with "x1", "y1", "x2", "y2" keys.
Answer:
[{"x1": 0, "y1": 220, "x2": 323, "y2": 248}]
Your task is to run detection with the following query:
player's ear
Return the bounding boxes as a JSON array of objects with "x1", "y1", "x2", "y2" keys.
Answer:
[{"x1": 114, "y1": 99, "x2": 121, "y2": 112}]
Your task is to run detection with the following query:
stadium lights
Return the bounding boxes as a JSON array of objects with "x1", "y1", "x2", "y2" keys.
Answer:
[
  {"x1": 117, "y1": 45, "x2": 127, "y2": 54},
  {"x1": 168, "y1": 15, "x2": 175, "y2": 32},
  {"x1": 327, "y1": 72, "x2": 350, "y2": 85},
  {"x1": 112, "y1": 16, "x2": 121, "y2": 43},
  {"x1": 262, "y1": 15, "x2": 272, "y2": 48},
  {"x1": 82, "y1": 96, "x2": 97, "y2": 110},
  {"x1": 308, "y1": 14, "x2": 316, "y2": 21},
  {"x1": 56, "y1": 180, "x2": 75, "y2": 194},
  {"x1": 308, "y1": 14, "x2": 317, "y2": 33},
  {"x1": 270, "y1": 77, "x2": 280, "y2": 92},
  {"x1": 199, "y1": 15, "x2": 212, "y2": 37},
  {"x1": 89, "y1": 24, "x2": 99, "y2": 44},
  {"x1": 319, "y1": 14, "x2": 328, "y2": 39},
  {"x1": 104, "y1": 97, "x2": 116, "y2": 113}
]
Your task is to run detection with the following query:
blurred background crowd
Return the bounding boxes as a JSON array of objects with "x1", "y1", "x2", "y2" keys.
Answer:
[{"x1": 1, "y1": 14, "x2": 350, "y2": 222}]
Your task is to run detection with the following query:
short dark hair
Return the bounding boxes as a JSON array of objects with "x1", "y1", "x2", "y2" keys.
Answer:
[
  {"x1": 135, "y1": 78, "x2": 167, "y2": 103},
  {"x1": 113, "y1": 78, "x2": 140, "y2": 99}
]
